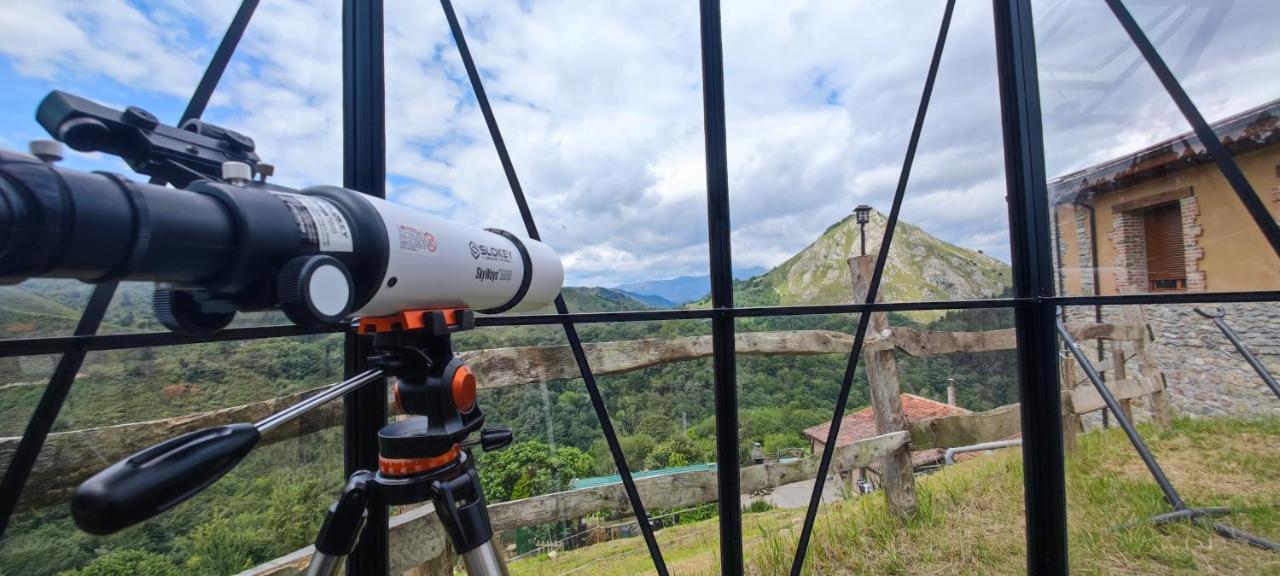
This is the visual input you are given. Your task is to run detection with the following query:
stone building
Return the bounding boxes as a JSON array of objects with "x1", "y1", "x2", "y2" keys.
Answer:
[{"x1": 1049, "y1": 99, "x2": 1280, "y2": 418}]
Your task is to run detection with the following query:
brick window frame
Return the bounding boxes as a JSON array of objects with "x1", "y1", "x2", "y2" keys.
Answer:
[{"x1": 1108, "y1": 187, "x2": 1204, "y2": 294}]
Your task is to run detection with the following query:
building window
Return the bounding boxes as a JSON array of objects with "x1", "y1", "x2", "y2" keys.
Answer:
[{"x1": 1143, "y1": 202, "x2": 1186, "y2": 291}]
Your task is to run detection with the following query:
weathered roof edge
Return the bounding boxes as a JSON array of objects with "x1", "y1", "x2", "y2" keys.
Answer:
[{"x1": 1049, "y1": 98, "x2": 1280, "y2": 205}]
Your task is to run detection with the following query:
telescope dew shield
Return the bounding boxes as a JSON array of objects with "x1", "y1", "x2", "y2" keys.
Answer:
[{"x1": 0, "y1": 150, "x2": 563, "y2": 332}]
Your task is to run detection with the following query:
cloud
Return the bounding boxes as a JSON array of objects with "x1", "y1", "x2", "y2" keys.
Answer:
[{"x1": 0, "y1": 0, "x2": 1277, "y2": 287}]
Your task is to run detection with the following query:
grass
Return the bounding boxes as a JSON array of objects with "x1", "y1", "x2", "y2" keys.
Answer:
[{"x1": 508, "y1": 416, "x2": 1280, "y2": 575}]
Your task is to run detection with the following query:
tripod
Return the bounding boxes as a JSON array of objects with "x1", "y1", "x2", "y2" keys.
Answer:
[{"x1": 307, "y1": 309, "x2": 513, "y2": 576}]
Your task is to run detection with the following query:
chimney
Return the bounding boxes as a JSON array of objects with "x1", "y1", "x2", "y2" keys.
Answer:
[{"x1": 946, "y1": 378, "x2": 957, "y2": 407}]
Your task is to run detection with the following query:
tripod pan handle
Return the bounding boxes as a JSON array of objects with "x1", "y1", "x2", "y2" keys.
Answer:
[{"x1": 71, "y1": 423, "x2": 261, "y2": 535}]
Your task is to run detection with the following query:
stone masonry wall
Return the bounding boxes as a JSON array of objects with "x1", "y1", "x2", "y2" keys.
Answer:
[
  {"x1": 1060, "y1": 302, "x2": 1280, "y2": 421},
  {"x1": 1109, "y1": 210, "x2": 1148, "y2": 294},
  {"x1": 1142, "y1": 302, "x2": 1280, "y2": 418}
]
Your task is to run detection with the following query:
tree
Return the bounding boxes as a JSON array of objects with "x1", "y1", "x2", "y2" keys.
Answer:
[
  {"x1": 56, "y1": 550, "x2": 181, "y2": 576},
  {"x1": 589, "y1": 434, "x2": 657, "y2": 473},
  {"x1": 644, "y1": 434, "x2": 714, "y2": 469},
  {"x1": 477, "y1": 441, "x2": 593, "y2": 502}
]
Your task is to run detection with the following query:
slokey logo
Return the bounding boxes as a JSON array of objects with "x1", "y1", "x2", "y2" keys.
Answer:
[{"x1": 469, "y1": 241, "x2": 513, "y2": 262}]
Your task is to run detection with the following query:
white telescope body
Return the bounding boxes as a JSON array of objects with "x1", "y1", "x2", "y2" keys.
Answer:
[{"x1": 356, "y1": 194, "x2": 563, "y2": 316}]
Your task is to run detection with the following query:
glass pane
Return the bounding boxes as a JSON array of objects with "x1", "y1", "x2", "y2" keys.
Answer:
[
  {"x1": 0, "y1": 2, "x2": 242, "y2": 175},
  {"x1": 721, "y1": 1, "x2": 1012, "y2": 310},
  {"x1": 735, "y1": 305, "x2": 1024, "y2": 573},
  {"x1": 473, "y1": 319, "x2": 716, "y2": 574},
  {"x1": 1038, "y1": 0, "x2": 1280, "y2": 297},
  {"x1": 384, "y1": 1, "x2": 706, "y2": 313},
  {"x1": 1059, "y1": 303, "x2": 1279, "y2": 573},
  {"x1": 0, "y1": 355, "x2": 55, "y2": 439},
  {"x1": 2, "y1": 336, "x2": 346, "y2": 576}
]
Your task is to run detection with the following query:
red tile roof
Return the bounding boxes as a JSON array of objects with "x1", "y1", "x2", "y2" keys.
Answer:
[{"x1": 803, "y1": 394, "x2": 970, "y2": 448}]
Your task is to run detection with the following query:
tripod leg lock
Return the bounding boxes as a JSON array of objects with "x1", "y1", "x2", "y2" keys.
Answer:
[
  {"x1": 432, "y1": 465, "x2": 495, "y2": 554},
  {"x1": 314, "y1": 470, "x2": 374, "y2": 557}
]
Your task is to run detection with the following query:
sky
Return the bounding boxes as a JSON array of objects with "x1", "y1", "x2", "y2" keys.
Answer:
[{"x1": 0, "y1": 0, "x2": 1276, "y2": 287}]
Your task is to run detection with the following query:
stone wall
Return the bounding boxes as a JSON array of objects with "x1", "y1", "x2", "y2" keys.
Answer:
[
  {"x1": 1063, "y1": 303, "x2": 1280, "y2": 419},
  {"x1": 1143, "y1": 302, "x2": 1280, "y2": 418}
]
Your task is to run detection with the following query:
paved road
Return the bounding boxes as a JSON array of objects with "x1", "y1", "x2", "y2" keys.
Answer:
[{"x1": 743, "y1": 476, "x2": 849, "y2": 509}]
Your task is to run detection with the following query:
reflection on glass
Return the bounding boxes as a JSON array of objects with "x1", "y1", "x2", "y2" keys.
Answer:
[
  {"x1": 1059, "y1": 303, "x2": 1280, "y2": 571},
  {"x1": 1051, "y1": 101, "x2": 1280, "y2": 296},
  {"x1": 1037, "y1": 0, "x2": 1280, "y2": 296},
  {"x1": 733, "y1": 308, "x2": 1022, "y2": 573}
]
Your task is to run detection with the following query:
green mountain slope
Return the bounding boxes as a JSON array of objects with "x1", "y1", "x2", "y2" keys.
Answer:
[
  {"x1": 0, "y1": 285, "x2": 82, "y2": 337},
  {"x1": 744, "y1": 210, "x2": 1010, "y2": 320}
]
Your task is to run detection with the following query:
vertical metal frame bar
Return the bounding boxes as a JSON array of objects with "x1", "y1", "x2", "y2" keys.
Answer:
[
  {"x1": 1103, "y1": 0, "x2": 1280, "y2": 258},
  {"x1": 787, "y1": 1, "x2": 956, "y2": 573},
  {"x1": 437, "y1": 1, "x2": 670, "y2": 573},
  {"x1": 341, "y1": 0, "x2": 389, "y2": 574},
  {"x1": 696, "y1": 2, "x2": 743, "y2": 573},
  {"x1": 0, "y1": 0, "x2": 261, "y2": 540},
  {"x1": 992, "y1": 0, "x2": 1068, "y2": 574}
]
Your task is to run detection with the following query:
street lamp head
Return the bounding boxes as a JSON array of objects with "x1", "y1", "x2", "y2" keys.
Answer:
[{"x1": 854, "y1": 205, "x2": 872, "y2": 225}]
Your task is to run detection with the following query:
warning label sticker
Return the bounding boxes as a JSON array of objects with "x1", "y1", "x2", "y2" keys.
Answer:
[
  {"x1": 274, "y1": 192, "x2": 354, "y2": 252},
  {"x1": 398, "y1": 225, "x2": 437, "y2": 255}
]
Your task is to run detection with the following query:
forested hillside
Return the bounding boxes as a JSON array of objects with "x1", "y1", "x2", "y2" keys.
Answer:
[{"x1": 0, "y1": 214, "x2": 1016, "y2": 575}]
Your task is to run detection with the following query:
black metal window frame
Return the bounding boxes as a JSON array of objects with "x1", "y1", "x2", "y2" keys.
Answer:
[{"x1": 1, "y1": 1, "x2": 1278, "y2": 575}]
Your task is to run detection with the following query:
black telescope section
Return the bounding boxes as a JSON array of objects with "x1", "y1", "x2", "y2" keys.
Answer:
[
  {"x1": 36, "y1": 90, "x2": 260, "y2": 188},
  {"x1": 0, "y1": 150, "x2": 389, "y2": 333}
]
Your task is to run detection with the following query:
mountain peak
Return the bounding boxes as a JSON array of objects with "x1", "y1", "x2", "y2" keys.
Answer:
[{"x1": 758, "y1": 211, "x2": 1010, "y2": 319}]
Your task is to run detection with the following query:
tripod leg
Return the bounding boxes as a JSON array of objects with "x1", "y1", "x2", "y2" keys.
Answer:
[
  {"x1": 433, "y1": 463, "x2": 509, "y2": 576},
  {"x1": 306, "y1": 471, "x2": 375, "y2": 576}
]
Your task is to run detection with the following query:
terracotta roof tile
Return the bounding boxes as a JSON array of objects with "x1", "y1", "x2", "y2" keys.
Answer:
[{"x1": 802, "y1": 394, "x2": 970, "y2": 448}]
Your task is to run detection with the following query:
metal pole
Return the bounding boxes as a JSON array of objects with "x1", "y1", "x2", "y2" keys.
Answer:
[
  {"x1": 341, "y1": 0, "x2": 388, "y2": 574},
  {"x1": 697, "y1": 1, "x2": 742, "y2": 573},
  {"x1": 1057, "y1": 322, "x2": 1185, "y2": 508},
  {"x1": 991, "y1": 0, "x2": 1068, "y2": 573},
  {"x1": 1196, "y1": 308, "x2": 1280, "y2": 400},
  {"x1": 790, "y1": 2, "x2": 955, "y2": 573},
  {"x1": 437, "y1": 2, "x2": 669, "y2": 572}
]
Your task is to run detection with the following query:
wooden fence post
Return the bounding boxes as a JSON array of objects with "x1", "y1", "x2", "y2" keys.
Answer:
[
  {"x1": 1110, "y1": 341, "x2": 1135, "y2": 423},
  {"x1": 849, "y1": 255, "x2": 917, "y2": 518},
  {"x1": 1124, "y1": 306, "x2": 1173, "y2": 426}
]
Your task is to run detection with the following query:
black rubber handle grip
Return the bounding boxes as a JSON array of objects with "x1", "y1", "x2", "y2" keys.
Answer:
[{"x1": 71, "y1": 423, "x2": 261, "y2": 535}]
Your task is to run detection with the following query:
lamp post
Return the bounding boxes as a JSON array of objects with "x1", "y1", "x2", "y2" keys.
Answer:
[{"x1": 854, "y1": 205, "x2": 872, "y2": 256}]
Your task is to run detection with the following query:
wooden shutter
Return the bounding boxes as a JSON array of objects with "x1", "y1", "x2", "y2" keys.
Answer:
[{"x1": 1143, "y1": 203, "x2": 1185, "y2": 288}]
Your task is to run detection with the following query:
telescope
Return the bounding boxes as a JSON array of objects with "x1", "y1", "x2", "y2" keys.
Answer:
[
  {"x1": 0, "y1": 91, "x2": 567, "y2": 576},
  {"x1": 0, "y1": 91, "x2": 563, "y2": 333}
]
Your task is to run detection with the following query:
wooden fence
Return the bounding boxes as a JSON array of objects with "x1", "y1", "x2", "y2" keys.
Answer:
[
  {"x1": 0, "y1": 295, "x2": 1171, "y2": 574},
  {"x1": 0, "y1": 320, "x2": 1162, "y2": 511}
]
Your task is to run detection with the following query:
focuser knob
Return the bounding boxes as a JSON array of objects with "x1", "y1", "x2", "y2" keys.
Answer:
[{"x1": 277, "y1": 255, "x2": 354, "y2": 327}]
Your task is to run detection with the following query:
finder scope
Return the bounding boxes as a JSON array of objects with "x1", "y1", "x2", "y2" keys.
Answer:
[{"x1": 0, "y1": 91, "x2": 563, "y2": 333}]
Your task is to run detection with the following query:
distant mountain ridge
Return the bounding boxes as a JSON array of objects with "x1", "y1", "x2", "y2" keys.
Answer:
[{"x1": 616, "y1": 266, "x2": 766, "y2": 305}]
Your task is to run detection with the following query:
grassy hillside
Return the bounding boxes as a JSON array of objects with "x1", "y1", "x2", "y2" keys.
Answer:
[{"x1": 509, "y1": 417, "x2": 1280, "y2": 575}]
